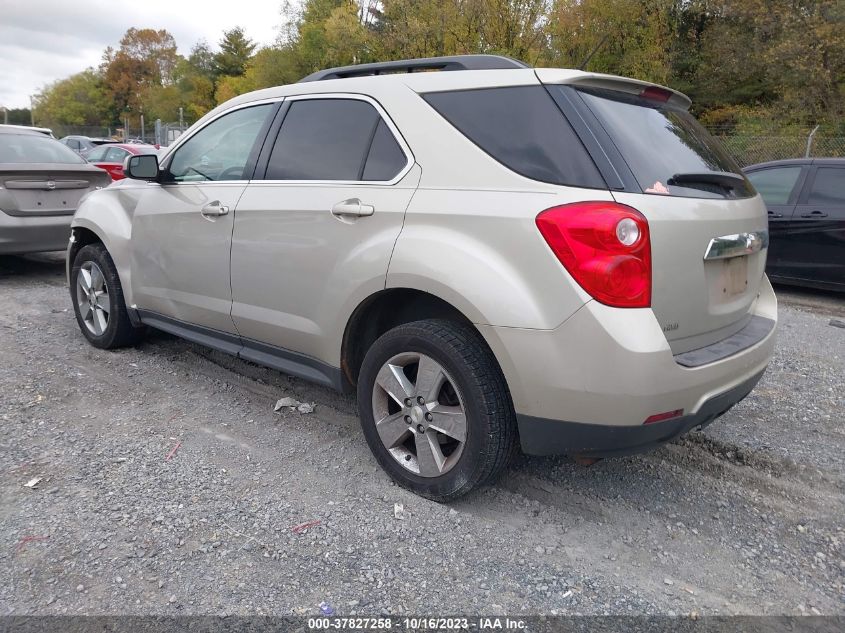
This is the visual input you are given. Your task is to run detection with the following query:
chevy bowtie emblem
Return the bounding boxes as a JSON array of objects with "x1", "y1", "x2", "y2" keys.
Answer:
[{"x1": 46, "y1": 180, "x2": 56, "y2": 190}]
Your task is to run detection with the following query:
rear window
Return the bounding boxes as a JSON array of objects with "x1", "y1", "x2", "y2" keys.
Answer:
[
  {"x1": 0, "y1": 134, "x2": 85, "y2": 164},
  {"x1": 808, "y1": 167, "x2": 845, "y2": 206},
  {"x1": 423, "y1": 86, "x2": 605, "y2": 189},
  {"x1": 574, "y1": 87, "x2": 753, "y2": 199}
]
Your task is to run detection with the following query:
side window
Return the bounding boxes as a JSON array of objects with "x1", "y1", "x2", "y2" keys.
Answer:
[
  {"x1": 168, "y1": 104, "x2": 273, "y2": 182},
  {"x1": 86, "y1": 146, "x2": 108, "y2": 162},
  {"x1": 423, "y1": 86, "x2": 605, "y2": 188},
  {"x1": 807, "y1": 168, "x2": 845, "y2": 206},
  {"x1": 746, "y1": 167, "x2": 803, "y2": 205},
  {"x1": 265, "y1": 99, "x2": 406, "y2": 181}
]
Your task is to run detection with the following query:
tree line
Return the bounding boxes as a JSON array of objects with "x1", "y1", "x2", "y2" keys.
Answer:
[{"x1": 33, "y1": 0, "x2": 844, "y2": 135}]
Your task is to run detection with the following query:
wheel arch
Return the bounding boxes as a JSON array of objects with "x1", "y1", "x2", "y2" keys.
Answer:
[
  {"x1": 341, "y1": 288, "x2": 491, "y2": 389},
  {"x1": 70, "y1": 192, "x2": 136, "y2": 307}
]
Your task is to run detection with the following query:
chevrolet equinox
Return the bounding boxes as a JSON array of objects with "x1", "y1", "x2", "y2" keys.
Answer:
[{"x1": 68, "y1": 55, "x2": 777, "y2": 500}]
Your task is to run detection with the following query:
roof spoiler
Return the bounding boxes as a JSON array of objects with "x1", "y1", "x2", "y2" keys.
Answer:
[{"x1": 299, "y1": 55, "x2": 529, "y2": 83}]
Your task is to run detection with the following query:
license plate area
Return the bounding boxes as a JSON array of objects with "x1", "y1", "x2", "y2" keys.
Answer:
[
  {"x1": 723, "y1": 255, "x2": 748, "y2": 296},
  {"x1": 10, "y1": 190, "x2": 80, "y2": 214}
]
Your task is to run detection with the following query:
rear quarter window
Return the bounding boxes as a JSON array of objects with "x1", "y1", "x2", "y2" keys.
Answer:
[
  {"x1": 422, "y1": 86, "x2": 605, "y2": 189},
  {"x1": 808, "y1": 167, "x2": 845, "y2": 205}
]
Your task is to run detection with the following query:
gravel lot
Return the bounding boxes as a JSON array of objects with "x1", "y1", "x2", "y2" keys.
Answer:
[{"x1": 1, "y1": 252, "x2": 843, "y2": 617}]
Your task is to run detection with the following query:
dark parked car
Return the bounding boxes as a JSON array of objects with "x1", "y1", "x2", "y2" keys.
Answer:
[
  {"x1": 745, "y1": 158, "x2": 845, "y2": 291},
  {"x1": 0, "y1": 126, "x2": 110, "y2": 254},
  {"x1": 59, "y1": 135, "x2": 118, "y2": 156}
]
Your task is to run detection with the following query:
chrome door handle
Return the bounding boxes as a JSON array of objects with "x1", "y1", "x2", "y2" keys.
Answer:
[
  {"x1": 800, "y1": 210, "x2": 828, "y2": 218},
  {"x1": 331, "y1": 198, "x2": 374, "y2": 217},
  {"x1": 201, "y1": 201, "x2": 229, "y2": 217}
]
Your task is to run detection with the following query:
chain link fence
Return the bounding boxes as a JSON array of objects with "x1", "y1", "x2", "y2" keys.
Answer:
[
  {"x1": 38, "y1": 121, "x2": 845, "y2": 165},
  {"x1": 44, "y1": 120, "x2": 191, "y2": 147},
  {"x1": 705, "y1": 126, "x2": 845, "y2": 167}
]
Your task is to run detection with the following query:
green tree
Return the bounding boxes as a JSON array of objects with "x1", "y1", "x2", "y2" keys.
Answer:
[
  {"x1": 214, "y1": 27, "x2": 257, "y2": 77},
  {"x1": 34, "y1": 69, "x2": 112, "y2": 127},
  {"x1": 2, "y1": 108, "x2": 32, "y2": 125},
  {"x1": 547, "y1": 0, "x2": 673, "y2": 83},
  {"x1": 187, "y1": 40, "x2": 217, "y2": 81}
]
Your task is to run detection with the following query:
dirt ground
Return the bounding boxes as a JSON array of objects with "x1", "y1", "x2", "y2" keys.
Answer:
[{"x1": 1, "y1": 252, "x2": 843, "y2": 617}]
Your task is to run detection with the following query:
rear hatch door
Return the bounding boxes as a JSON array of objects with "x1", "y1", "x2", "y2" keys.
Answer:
[{"x1": 540, "y1": 72, "x2": 768, "y2": 353}]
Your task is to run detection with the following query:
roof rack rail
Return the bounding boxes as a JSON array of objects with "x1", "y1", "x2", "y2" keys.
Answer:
[{"x1": 299, "y1": 54, "x2": 530, "y2": 83}]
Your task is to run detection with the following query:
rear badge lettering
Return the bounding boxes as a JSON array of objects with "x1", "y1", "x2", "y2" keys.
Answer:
[{"x1": 663, "y1": 322, "x2": 679, "y2": 333}]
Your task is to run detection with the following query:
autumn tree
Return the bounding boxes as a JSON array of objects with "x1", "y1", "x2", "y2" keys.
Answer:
[
  {"x1": 101, "y1": 28, "x2": 180, "y2": 123},
  {"x1": 29, "y1": 2, "x2": 845, "y2": 134}
]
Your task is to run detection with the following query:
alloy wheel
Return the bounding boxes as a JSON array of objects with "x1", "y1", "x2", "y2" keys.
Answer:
[
  {"x1": 76, "y1": 261, "x2": 110, "y2": 336},
  {"x1": 371, "y1": 352, "x2": 467, "y2": 477}
]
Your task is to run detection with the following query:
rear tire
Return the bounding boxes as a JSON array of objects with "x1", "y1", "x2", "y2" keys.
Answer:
[
  {"x1": 70, "y1": 243, "x2": 145, "y2": 349},
  {"x1": 357, "y1": 319, "x2": 517, "y2": 501}
]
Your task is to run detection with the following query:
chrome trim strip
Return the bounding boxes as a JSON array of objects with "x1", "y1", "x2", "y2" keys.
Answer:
[{"x1": 703, "y1": 230, "x2": 769, "y2": 261}]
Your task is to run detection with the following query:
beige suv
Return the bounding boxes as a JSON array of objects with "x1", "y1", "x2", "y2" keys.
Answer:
[{"x1": 68, "y1": 55, "x2": 777, "y2": 500}]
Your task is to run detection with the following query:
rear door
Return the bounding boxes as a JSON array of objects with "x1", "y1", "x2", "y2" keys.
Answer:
[
  {"x1": 745, "y1": 164, "x2": 807, "y2": 279},
  {"x1": 788, "y1": 164, "x2": 845, "y2": 287},
  {"x1": 546, "y1": 82, "x2": 767, "y2": 353},
  {"x1": 230, "y1": 95, "x2": 419, "y2": 367}
]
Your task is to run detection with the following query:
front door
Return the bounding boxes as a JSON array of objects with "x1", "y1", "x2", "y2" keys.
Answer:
[
  {"x1": 130, "y1": 103, "x2": 277, "y2": 333},
  {"x1": 230, "y1": 96, "x2": 419, "y2": 368}
]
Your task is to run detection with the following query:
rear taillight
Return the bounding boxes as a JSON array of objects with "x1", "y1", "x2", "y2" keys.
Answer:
[{"x1": 536, "y1": 202, "x2": 651, "y2": 308}]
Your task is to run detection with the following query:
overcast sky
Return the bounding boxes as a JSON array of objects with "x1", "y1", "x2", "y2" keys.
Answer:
[{"x1": 0, "y1": 0, "x2": 289, "y2": 108}]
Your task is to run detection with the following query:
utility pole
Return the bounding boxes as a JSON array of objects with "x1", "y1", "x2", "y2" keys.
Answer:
[
  {"x1": 29, "y1": 95, "x2": 35, "y2": 125},
  {"x1": 1, "y1": 107, "x2": 7, "y2": 125},
  {"x1": 179, "y1": 107, "x2": 183, "y2": 131}
]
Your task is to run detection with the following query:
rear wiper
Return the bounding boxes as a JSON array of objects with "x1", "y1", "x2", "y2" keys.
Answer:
[{"x1": 667, "y1": 171, "x2": 746, "y2": 190}]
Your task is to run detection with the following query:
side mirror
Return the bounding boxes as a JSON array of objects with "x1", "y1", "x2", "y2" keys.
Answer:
[{"x1": 124, "y1": 154, "x2": 159, "y2": 181}]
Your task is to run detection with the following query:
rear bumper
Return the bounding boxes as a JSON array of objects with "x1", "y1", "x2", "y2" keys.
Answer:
[
  {"x1": 517, "y1": 369, "x2": 764, "y2": 456},
  {"x1": 0, "y1": 210, "x2": 72, "y2": 255},
  {"x1": 477, "y1": 276, "x2": 778, "y2": 455}
]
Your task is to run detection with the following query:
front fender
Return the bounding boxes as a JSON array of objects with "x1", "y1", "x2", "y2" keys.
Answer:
[{"x1": 70, "y1": 183, "x2": 142, "y2": 307}]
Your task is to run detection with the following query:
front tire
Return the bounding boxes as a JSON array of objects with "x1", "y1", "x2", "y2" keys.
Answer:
[
  {"x1": 357, "y1": 319, "x2": 517, "y2": 501},
  {"x1": 70, "y1": 243, "x2": 145, "y2": 349}
]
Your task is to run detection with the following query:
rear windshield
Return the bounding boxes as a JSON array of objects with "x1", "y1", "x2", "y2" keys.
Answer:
[
  {"x1": 423, "y1": 86, "x2": 605, "y2": 189},
  {"x1": 0, "y1": 133, "x2": 85, "y2": 164},
  {"x1": 574, "y1": 87, "x2": 753, "y2": 199}
]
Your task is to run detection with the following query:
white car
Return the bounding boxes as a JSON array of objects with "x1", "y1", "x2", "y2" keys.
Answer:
[{"x1": 67, "y1": 55, "x2": 776, "y2": 500}]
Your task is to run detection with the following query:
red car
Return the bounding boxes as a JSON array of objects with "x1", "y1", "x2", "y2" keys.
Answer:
[{"x1": 86, "y1": 143, "x2": 159, "y2": 181}]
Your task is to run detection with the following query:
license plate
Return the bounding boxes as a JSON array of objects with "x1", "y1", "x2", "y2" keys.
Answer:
[{"x1": 724, "y1": 256, "x2": 748, "y2": 296}]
